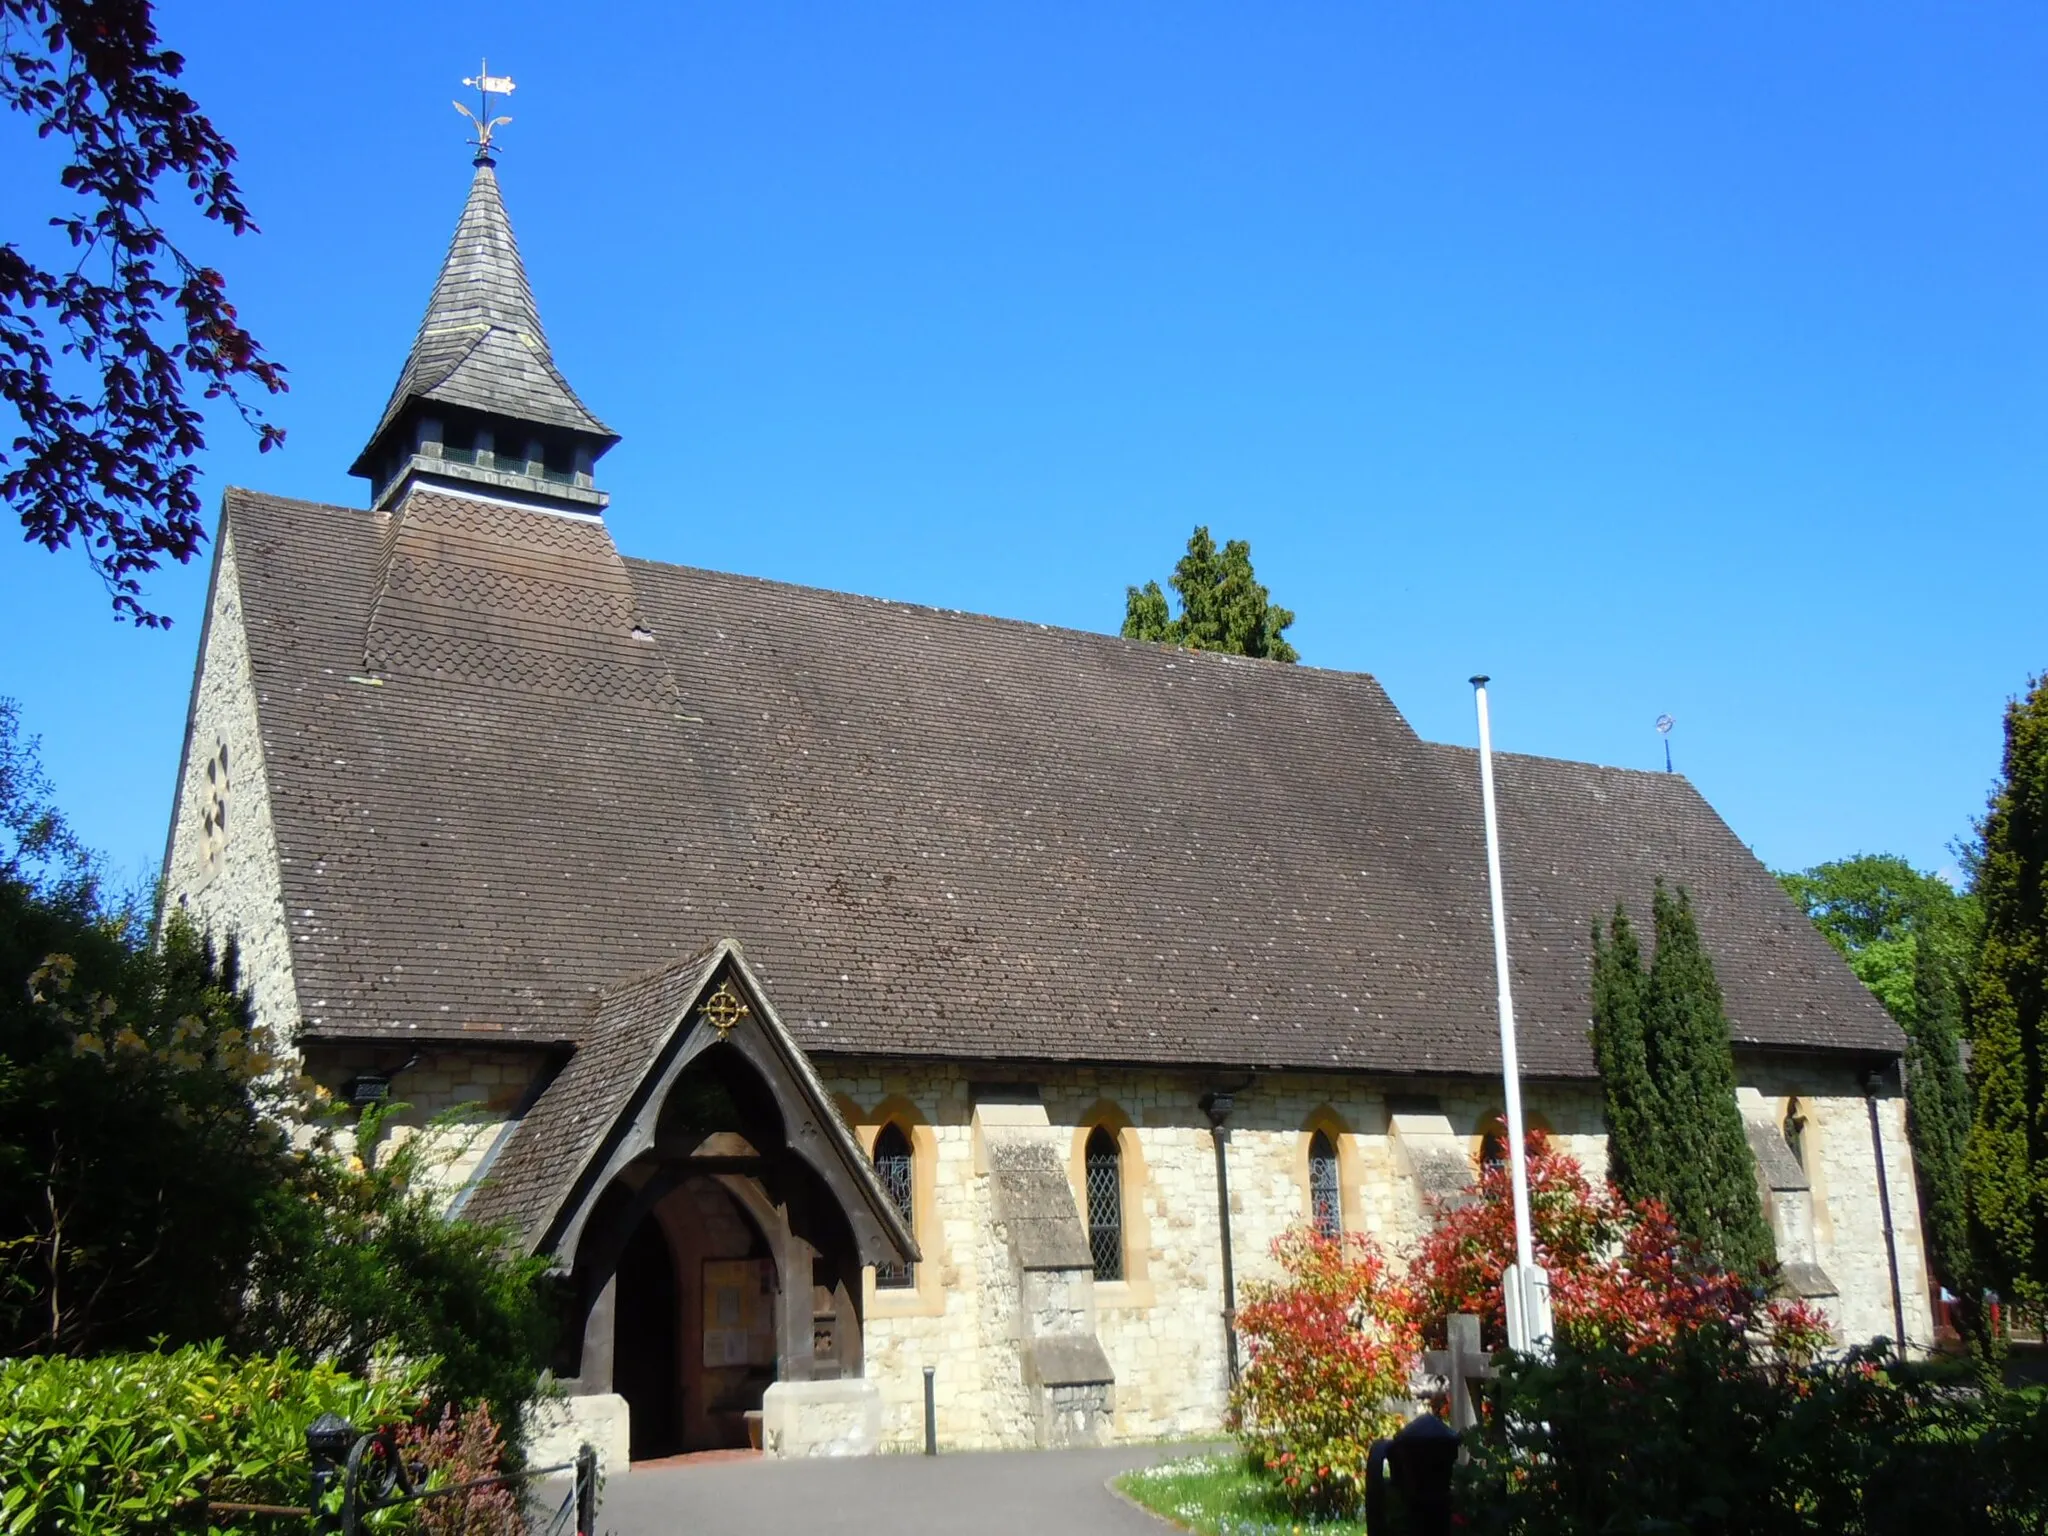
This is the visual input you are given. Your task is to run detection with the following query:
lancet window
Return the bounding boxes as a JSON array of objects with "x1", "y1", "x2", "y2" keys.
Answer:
[
  {"x1": 1479, "y1": 1117, "x2": 1510, "y2": 1179},
  {"x1": 873, "y1": 1122, "x2": 915, "y2": 1289},
  {"x1": 1309, "y1": 1130, "x2": 1342, "y2": 1239},
  {"x1": 1085, "y1": 1126, "x2": 1124, "y2": 1282}
]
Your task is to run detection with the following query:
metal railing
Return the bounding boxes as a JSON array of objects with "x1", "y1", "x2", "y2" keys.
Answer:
[{"x1": 188, "y1": 1415, "x2": 600, "y2": 1536}]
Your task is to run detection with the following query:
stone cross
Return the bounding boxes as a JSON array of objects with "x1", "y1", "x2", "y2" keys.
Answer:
[{"x1": 1416, "y1": 1312, "x2": 1495, "y2": 1432}]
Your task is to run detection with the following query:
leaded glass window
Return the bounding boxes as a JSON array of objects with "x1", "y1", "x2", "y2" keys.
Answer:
[
  {"x1": 873, "y1": 1122, "x2": 915, "y2": 1289},
  {"x1": 1479, "y1": 1121, "x2": 1509, "y2": 1179},
  {"x1": 1309, "y1": 1130, "x2": 1342, "y2": 1239},
  {"x1": 1085, "y1": 1126, "x2": 1123, "y2": 1282}
]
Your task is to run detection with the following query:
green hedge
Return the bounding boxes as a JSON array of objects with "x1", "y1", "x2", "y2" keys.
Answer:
[
  {"x1": 0, "y1": 1344, "x2": 432, "y2": 1536},
  {"x1": 1459, "y1": 1334, "x2": 2048, "y2": 1536}
]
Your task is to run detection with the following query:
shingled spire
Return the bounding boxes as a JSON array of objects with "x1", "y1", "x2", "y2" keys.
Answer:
[{"x1": 350, "y1": 152, "x2": 617, "y2": 513}]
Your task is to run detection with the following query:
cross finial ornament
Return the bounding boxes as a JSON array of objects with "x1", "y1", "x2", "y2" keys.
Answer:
[
  {"x1": 700, "y1": 978, "x2": 751, "y2": 1038},
  {"x1": 454, "y1": 59, "x2": 515, "y2": 162}
]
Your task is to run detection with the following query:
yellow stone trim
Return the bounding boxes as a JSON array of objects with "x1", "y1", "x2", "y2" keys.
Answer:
[
  {"x1": 1068, "y1": 1101, "x2": 1155, "y2": 1309},
  {"x1": 854, "y1": 1094, "x2": 946, "y2": 1319},
  {"x1": 1293, "y1": 1107, "x2": 1368, "y2": 1239}
]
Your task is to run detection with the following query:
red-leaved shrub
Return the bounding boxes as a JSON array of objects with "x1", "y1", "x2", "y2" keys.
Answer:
[
  {"x1": 1408, "y1": 1132, "x2": 1831, "y2": 1358},
  {"x1": 1223, "y1": 1139, "x2": 1835, "y2": 1518},
  {"x1": 1229, "y1": 1228, "x2": 1421, "y2": 1515}
]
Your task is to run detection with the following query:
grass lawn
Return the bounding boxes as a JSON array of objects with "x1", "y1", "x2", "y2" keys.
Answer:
[{"x1": 1115, "y1": 1452, "x2": 1366, "y2": 1536}]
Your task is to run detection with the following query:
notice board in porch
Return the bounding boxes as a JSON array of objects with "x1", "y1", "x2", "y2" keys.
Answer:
[{"x1": 701, "y1": 1258, "x2": 775, "y2": 1368}]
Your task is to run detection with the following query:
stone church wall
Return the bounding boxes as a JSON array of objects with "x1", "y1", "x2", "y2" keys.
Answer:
[
  {"x1": 269, "y1": 1040, "x2": 1931, "y2": 1454},
  {"x1": 824, "y1": 1055, "x2": 1932, "y2": 1450},
  {"x1": 161, "y1": 530, "x2": 301, "y2": 1053},
  {"x1": 302, "y1": 1045, "x2": 556, "y2": 1202},
  {"x1": 1739, "y1": 1054, "x2": 1933, "y2": 1350}
]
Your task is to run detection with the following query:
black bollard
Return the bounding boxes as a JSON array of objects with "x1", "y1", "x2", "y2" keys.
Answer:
[
  {"x1": 923, "y1": 1365, "x2": 937, "y2": 1455},
  {"x1": 575, "y1": 1442, "x2": 598, "y2": 1536},
  {"x1": 1365, "y1": 1413, "x2": 1459, "y2": 1536},
  {"x1": 305, "y1": 1413, "x2": 357, "y2": 1534}
]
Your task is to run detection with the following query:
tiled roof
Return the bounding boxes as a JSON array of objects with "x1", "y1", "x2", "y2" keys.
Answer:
[
  {"x1": 1420, "y1": 744, "x2": 1900, "y2": 1058},
  {"x1": 224, "y1": 485, "x2": 1903, "y2": 1080},
  {"x1": 466, "y1": 941, "x2": 926, "y2": 1257},
  {"x1": 349, "y1": 162, "x2": 613, "y2": 480},
  {"x1": 467, "y1": 944, "x2": 722, "y2": 1244}
]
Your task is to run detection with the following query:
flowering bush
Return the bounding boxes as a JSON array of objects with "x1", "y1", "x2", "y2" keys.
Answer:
[
  {"x1": 1229, "y1": 1227, "x2": 1420, "y2": 1516},
  {"x1": 1406, "y1": 1136, "x2": 1622, "y2": 1350},
  {"x1": 395, "y1": 1401, "x2": 521, "y2": 1536},
  {"x1": 1408, "y1": 1132, "x2": 1829, "y2": 1358}
]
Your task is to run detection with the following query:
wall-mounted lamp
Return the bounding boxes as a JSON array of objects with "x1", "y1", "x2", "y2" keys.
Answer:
[{"x1": 346, "y1": 1072, "x2": 391, "y2": 1106}]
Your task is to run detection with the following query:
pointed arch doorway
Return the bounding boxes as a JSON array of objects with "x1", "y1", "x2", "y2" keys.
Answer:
[
  {"x1": 477, "y1": 944, "x2": 918, "y2": 1460},
  {"x1": 613, "y1": 1211, "x2": 680, "y2": 1457},
  {"x1": 611, "y1": 1172, "x2": 782, "y2": 1456}
]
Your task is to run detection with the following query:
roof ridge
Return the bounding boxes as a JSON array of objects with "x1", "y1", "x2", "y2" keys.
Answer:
[
  {"x1": 1425, "y1": 739, "x2": 1700, "y2": 788},
  {"x1": 623, "y1": 553, "x2": 1400, "y2": 689},
  {"x1": 224, "y1": 488, "x2": 1381, "y2": 697},
  {"x1": 589, "y1": 939, "x2": 732, "y2": 1006}
]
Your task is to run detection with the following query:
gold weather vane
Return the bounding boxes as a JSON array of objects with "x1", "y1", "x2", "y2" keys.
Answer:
[{"x1": 454, "y1": 59, "x2": 515, "y2": 158}]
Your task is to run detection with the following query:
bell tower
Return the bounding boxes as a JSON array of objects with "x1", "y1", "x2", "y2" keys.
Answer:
[{"x1": 349, "y1": 65, "x2": 617, "y2": 514}]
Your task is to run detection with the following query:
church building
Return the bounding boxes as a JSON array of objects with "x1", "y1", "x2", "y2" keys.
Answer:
[{"x1": 161, "y1": 138, "x2": 1932, "y2": 1466}]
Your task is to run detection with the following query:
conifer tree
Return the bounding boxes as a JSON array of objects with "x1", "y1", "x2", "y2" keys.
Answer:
[
  {"x1": 1591, "y1": 904, "x2": 1665, "y2": 1204},
  {"x1": 1963, "y1": 675, "x2": 2048, "y2": 1308},
  {"x1": 1642, "y1": 883, "x2": 1775, "y2": 1278},
  {"x1": 1906, "y1": 929, "x2": 1974, "y2": 1309},
  {"x1": 1121, "y1": 526, "x2": 1299, "y2": 662},
  {"x1": 1590, "y1": 885, "x2": 1773, "y2": 1275}
]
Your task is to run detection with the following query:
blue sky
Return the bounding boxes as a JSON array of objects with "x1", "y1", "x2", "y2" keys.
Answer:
[{"x1": 3, "y1": 2, "x2": 2044, "y2": 892}]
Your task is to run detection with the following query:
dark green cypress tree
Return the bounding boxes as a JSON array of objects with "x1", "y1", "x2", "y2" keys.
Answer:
[
  {"x1": 1643, "y1": 881, "x2": 1776, "y2": 1278},
  {"x1": 1963, "y1": 675, "x2": 2048, "y2": 1309},
  {"x1": 1905, "y1": 928, "x2": 1974, "y2": 1310},
  {"x1": 1591, "y1": 904, "x2": 1665, "y2": 1204}
]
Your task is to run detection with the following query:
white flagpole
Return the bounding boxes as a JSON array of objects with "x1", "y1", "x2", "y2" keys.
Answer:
[{"x1": 1471, "y1": 676, "x2": 1550, "y2": 1356}]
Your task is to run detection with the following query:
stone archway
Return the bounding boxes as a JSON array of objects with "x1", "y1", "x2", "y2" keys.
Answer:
[
  {"x1": 612, "y1": 1172, "x2": 783, "y2": 1457},
  {"x1": 489, "y1": 946, "x2": 914, "y2": 1459}
]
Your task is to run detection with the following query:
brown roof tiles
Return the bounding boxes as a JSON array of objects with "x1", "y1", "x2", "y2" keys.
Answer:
[{"x1": 223, "y1": 485, "x2": 1901, "y2": 1081}]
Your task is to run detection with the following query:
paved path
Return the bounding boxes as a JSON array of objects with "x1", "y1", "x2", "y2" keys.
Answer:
[{"x1": 594, "y1": 1444, "x2": 1212, "y2": 1536}]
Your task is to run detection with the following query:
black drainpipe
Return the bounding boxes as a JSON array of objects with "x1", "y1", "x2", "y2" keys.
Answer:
[
  {"x1": 1864, "y1": 1065, "x2": 1908, "y2": 1351},
  {"x1": 1201, "y1": 1084, "x2": 1250, "y2": 1390}
]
